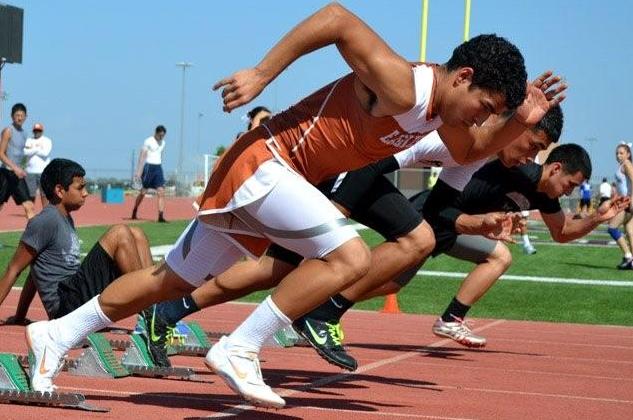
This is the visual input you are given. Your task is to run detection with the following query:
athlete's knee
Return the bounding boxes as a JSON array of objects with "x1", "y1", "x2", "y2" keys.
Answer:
[
  {"x1": 382, "y1": 281, "x2": 403, "y2": 296},
  {"x1": 102, "y1": 224, "x2": 135, "y2": 251},
  {"x1": 608, "y1": 227, "x2": 623, "y2": 241},
  {"x1": 489, "y1": 242, "x2": 512, "y2": 271},
  {"x1": 396, "y1": 222, "x2": 436, "y2": 262},
  {"x1": 129, "y1": 226, "x2": 150, "y2": 246},
  {"x1": 157, "y1": 187, "x2": 165, "y2": 197},
  {"x1": 325, "y1": 237, "x2": 371, "y2": 287}
]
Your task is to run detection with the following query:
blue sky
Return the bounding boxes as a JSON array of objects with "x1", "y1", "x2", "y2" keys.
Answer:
[{"x1": 1, "y1": 0, "x2": 631, "y2": 181}]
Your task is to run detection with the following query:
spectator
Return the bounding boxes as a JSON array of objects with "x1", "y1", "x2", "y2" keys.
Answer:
[
  {"x1": 132, "y1": 125, "x2": 167, "y2": 223},
  {"x1": 24, "y1": 122, "x2": 53, "y2": 207},
  {"x1": 599, "y1": 177, "x2": 611, "y2": 206}
]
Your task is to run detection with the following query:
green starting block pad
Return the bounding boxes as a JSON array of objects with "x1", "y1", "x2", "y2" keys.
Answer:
[
  {"x1": 0, "y1": 353, "x2": 109, "y2": 412},
  {"x1": 120, "y1": 334, "x2": 197, "y2": 380}
]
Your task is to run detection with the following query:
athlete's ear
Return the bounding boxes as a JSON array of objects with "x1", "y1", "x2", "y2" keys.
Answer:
[
  {"x1": 454, "y1": 67, "x2": 474, "y2": 87},
  {"x1": 54, "y1": 183, "x2": 65, "y2": 201}
]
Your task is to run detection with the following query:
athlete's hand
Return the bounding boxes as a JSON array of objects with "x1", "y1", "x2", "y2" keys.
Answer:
[
  {"x1": 515, "y1": 71, "x2": 567, "y2": 126},
  {"x1": 213, "y1": 67, "x2": 270, "y2": 113},
  {"x1": 14, "y1": 167, "x2": 27, "y2": 179},
  {"x1": 481, "y1": 212, "x2": 516, "y2": 243},
  {"x1": 595, "y1": 196, "x2": 630, "y2": 222}
]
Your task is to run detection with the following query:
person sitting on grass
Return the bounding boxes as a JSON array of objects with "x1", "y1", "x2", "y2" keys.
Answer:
[{"x1": 0, "y1": 158, "x2": 155, "y2": 335}]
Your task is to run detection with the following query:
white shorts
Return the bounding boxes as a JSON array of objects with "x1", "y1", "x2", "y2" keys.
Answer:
[{"x1": 167, "y1": 163, "x2": 359, "y2": 287}]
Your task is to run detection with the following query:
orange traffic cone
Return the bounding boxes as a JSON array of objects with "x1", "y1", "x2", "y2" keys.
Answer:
[{"x1": 381, "y1": 293, "x2": 401, "y2": 314}]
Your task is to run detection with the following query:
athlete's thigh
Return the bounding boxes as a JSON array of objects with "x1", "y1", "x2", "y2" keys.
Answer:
[
  {"x1": 237, "y1": 171, "x2": 358, "y2": 259},
  {"x1": 351, "y1": 175, "x2": 422, "y2": 240},
  {"x1": 166, "y1": 219, "x2": 245, "y2": 288},
  {"x1": 445, "y1": 234, "x2": 498, "y2": 264}
]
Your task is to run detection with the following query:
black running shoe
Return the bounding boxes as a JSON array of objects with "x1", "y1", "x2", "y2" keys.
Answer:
[
  {"x1": 293, "y1": 316, "x2": 357, "y2": 371},
  {"x1": 140, "y1": 305, "x2": 172, "y2": 367},
  {"x1": 617, "y1": 257, "x2": 633, "y2": 270},
  {"x1": 131, "y1": 208, "x2": 138, "y2": 220}
]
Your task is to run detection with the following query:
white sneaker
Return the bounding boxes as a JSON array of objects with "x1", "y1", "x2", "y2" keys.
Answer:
[
  {"x1": 205, "y1": 336, "x2": 285, "y2": 408},
  {"x1": 432, "y1": 318, "x2": 487, "y2": 348},
  {"x1": 522, "y1": 244, "x2": 537, "y2": 255},
  {"x1": 25, "y1": 321, "x2": 66, "y2": 393}
]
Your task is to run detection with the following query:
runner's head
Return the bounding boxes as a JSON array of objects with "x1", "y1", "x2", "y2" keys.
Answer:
[
  {"x1": 10, "y1": 103, "x2": 27, "y2": 127},
  {"x1": 247, "y1": 106, "x2": 272, "y2": 130},
  {"x1": 539, "y1": 143, "x2": 591, "y2": 199},
  {"x1": 439, "y1": 34, "x2": 526, "y2": 128},
  {"x1": 497, "y1": 105, "x2": 563, "y2": 167},
  {"x1": 616, "y1": 142, "x2": 632, "y2": 164},
  {"x1": 41, "y1": 158, "x2": 88, "y2": 210},
  {"x1": 154, "y1": 125, "x2": 167, "y2": 141}
]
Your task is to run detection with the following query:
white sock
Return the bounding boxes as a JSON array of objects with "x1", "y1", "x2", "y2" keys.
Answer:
[
  {"x1": 227, "y1": 295, "x2": 291, "y2": 353},
  {"x1": 625, "y1": 252, "x2": 632, "y2": 259},
  {"x1": 49, "y1": 295, "x2": 113, "y2": 352},
  {"x1": 522, "y1": 234, "x2": 532, "y2": 247}
]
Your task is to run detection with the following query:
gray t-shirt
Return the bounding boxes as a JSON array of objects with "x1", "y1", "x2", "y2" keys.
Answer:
[
  {"x1": 21, "y1": 205, "x2": 81, "y2": 317},
  {"x1": 2, "y1": 124, "x2": 27, "y2": 169}
]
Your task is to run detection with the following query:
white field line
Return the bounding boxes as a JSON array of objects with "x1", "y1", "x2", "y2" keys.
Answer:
[{"x1": 416, "y1": 270, "x2": 633, "y2": 287}]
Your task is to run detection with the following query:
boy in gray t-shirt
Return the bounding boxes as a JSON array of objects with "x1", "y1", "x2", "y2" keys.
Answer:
[{"x1": 0, "y1": 158, "x2": 154, "y2": 321}]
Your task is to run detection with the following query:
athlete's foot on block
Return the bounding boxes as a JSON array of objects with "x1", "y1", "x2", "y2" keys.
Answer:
[
  {"x1": 292, "y1": 316, "x2": 357, "y2": 371},
  {"x1": 140, "y1": 306, "x2": 172, "y2": 367},
  {"x1": 25, "y1": 321, "x2": 66, "y2": 392},
  {"x1": 617, "y1": 257, "x2": 633, "y2": 270},
  {"x1": 205, "y1": 336, "x2": 285, "y2": 408},
  {"x1": 432, "y1": 317, "x2": 487, "y2": 348}
]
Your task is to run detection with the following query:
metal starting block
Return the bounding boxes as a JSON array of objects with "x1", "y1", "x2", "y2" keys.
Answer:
[
  {"x1": 120, "y1": 334, "x2": 197, "y2": 380},
  {"x1": 0, "y1": 353, "x2": 109, "y2": 412}
]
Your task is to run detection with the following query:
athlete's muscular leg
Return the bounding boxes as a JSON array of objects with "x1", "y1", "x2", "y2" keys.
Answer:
[
  {"x1": 128, "y1": 226, "x2": 154, "y2": 268},
  {"x1": 99, "y1": 224, "x2": 145, "y2": 273},
  {"x1": 338, "y1": 221, "x2": 435, "y2": 302},
  {"x1": 272, "y1": 237, "x2": 370, "y2": 320},
  {"x1": 97, "y1": 264, "x2": 195, "y2": 321},
  {"x1": 157, "y1": 187, "x2": 166, "y2": 214},
  {"x1": 454, "y1": 241, "x2": 512, "y2": 305},
  {"x1": 191, "y1": 256, "x2": 294, "y2": 308}
]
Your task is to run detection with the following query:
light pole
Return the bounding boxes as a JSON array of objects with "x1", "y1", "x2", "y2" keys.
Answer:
[
  {"x1": 176, "y1": 61, "x2": 193, "y2": 182},
  {"x1": 197, "y1": 112, "x2": 204, "y2": 154}
]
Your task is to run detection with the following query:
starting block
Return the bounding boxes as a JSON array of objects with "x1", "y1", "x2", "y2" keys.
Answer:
[
  {"x1": 120, "y1": 334, "x2": 196, "y2": 380},
  {"x1": 0, "y1": 353, "x2": 109, "y2": 412}
]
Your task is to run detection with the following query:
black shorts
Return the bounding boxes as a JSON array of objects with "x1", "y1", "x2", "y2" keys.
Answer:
[
  {"x1": 267, "y1": 172, "x2": 423, "y2": 266},
  {"x1": 141, "y1": 163, "x2": 165, "y2": 189},
  {"x1": 599, "y1": 197, "x2": 610, "y2": 206},
  {"x1": 55, "y1": 243, "x2": 121, "y2": 317},
  {"x1": 408, "y1": 190, "x2": 457, "y2": 255},
  {"x1": 580, "y1": 198, "x2": 591, "y2": 207},
  {"x1": 0, "y1": 168, "x2": 31, "y2": 205}
]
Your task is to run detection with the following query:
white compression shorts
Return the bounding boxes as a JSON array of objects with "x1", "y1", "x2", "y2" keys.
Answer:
[{"x1": 166, "y1": 161, "x2": 359, "y2": 287}]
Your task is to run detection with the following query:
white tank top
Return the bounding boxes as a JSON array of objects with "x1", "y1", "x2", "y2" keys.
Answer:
[{"x1": 615, "y1": 163, "x2": 631, "y2": 196}]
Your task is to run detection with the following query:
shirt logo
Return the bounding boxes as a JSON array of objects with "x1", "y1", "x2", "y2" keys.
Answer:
[{"x1": 379, "y1": 130, "x2": 424, "y2": 149}]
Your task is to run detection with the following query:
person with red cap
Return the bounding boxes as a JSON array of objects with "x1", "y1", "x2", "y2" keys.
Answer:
[{"x1": 24, "y1": 122, "x2": 53, "y2": 207}]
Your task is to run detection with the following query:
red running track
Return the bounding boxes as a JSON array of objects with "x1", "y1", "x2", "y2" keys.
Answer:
[
  {"x1": 1, "y1": 290, "x2": 632, "y2": 419},
  {"x1": 0, "y1": 195, "x2": 197, "y2": 232}
]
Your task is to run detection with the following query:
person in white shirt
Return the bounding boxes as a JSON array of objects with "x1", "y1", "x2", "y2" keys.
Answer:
[
  {"x1": 599, "y1": 177, "x2": 612, "y2": 206},
  {"x1": 131, "y1": 125, "x2": 167, "y2": 222},
  {"x1": 23, "y1": 122, "x2": 53, "y2": 207}
]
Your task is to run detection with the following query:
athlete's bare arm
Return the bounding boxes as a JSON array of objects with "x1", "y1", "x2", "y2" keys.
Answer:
[
  {"x1": 438, "y1": 71, "x2": 567, "y2": 164},
  {"x1": 214, "y1": 3, "x2": 414, "y2": 115},
  {"x1": 0, "y1": 242, "x2": 36, "y2": 309},
  {"x1": 542, "y1": 196, "x2": 629, "y2": 242}
]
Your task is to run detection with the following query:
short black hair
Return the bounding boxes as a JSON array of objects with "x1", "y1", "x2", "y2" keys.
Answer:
[
  {"x1": 445, "y1": 34, "x2": 527, "y2": 110},
  {"x1": 545, "y1": 143, "x2": 592, "y2": 180},
  {"x1": 155, "y1": 125, "x2": 166, "y2": 134},
  {"x1": 247, "y1": 106, "x2": 271, "y2": 130},
  {"x1": 40, "y1": 158, "x2": 86, "y2": 203},
  {"x1": 11, "y1": 103, "x2": 27, "y2": 116},
  {"x1": 533, "y1": 104, "x2": 563, "y2": 143}
]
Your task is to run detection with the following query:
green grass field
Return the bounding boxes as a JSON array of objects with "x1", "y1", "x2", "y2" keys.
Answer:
[{"x1": 1, "y1": 220, "x2": 631, "y2": 326}]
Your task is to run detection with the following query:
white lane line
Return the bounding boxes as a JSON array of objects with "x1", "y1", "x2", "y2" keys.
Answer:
[{"x1": 417, "y1": 270, "x2": 633, "y2": 287}]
